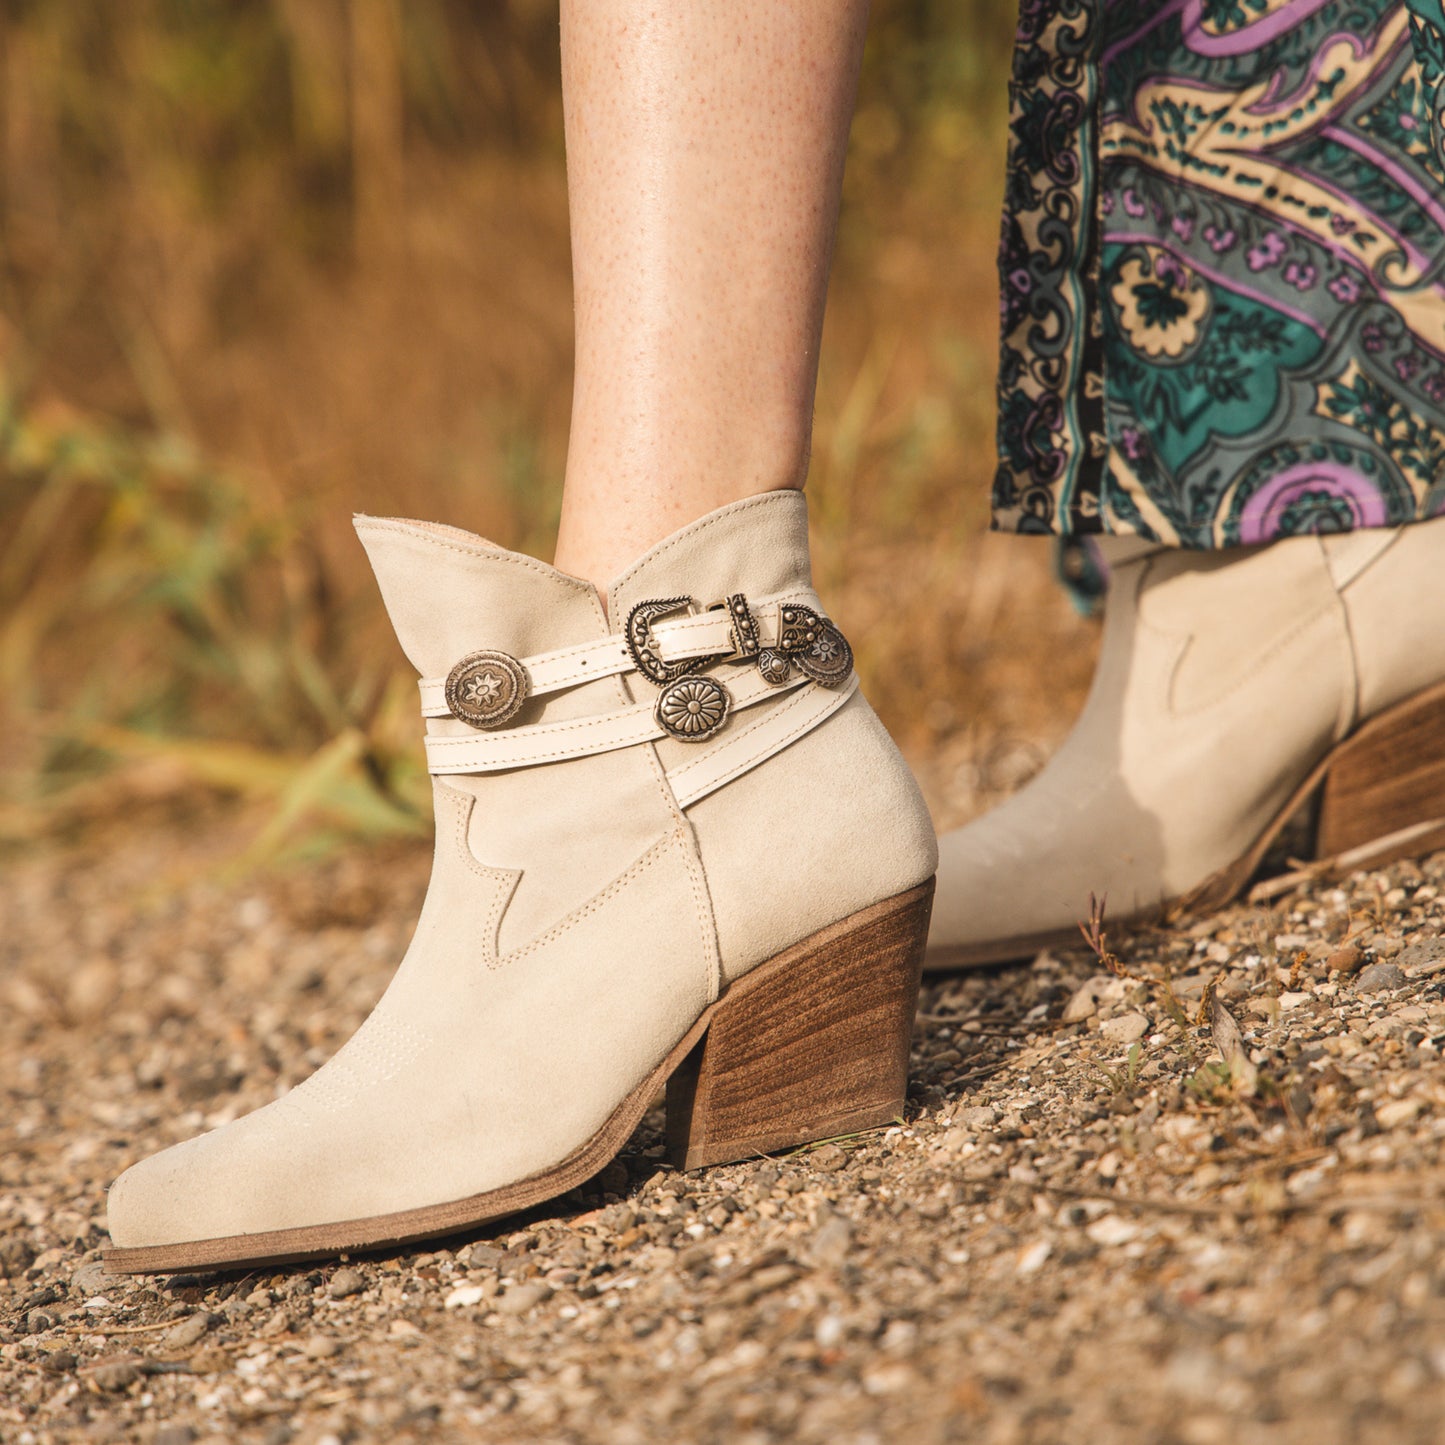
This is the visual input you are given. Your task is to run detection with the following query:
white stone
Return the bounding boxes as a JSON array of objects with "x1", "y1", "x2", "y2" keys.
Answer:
[
  {"x1": 1376, "y1": 1097, "x2": 1423, "y2": 1128},
  {"x1": 1016, "y1": 1240, "x2": 1052, "y2": 1276},
  {"x1": 1086, "y1": 1215, "x2": 1141, "y2": 1246},
  {"x1": 443, "y1": 1284, "x2": 487, "y2": 1309},
  {"x1": 1100, "y1": 1012, "x2": 1149, "y2": 1044}
]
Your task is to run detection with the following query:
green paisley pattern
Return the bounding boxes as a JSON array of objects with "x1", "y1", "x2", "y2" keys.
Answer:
[{"x1": 994, "y1": 0, "x2": 1445, "y2": 545}]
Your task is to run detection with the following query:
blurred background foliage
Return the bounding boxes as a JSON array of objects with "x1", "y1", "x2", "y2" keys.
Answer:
[{"x1": 0, "y1": 0, "x2": 1095, "y2": 861}]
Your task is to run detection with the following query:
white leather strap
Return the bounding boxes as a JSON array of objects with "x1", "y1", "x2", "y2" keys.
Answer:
[
  {"x1": 667, "y1": 674, "x2": 857, "y2": 808},
  {"x1": 425, "y1": 667, "x2": 821, "y2": 775},
  {"x1": 417, "y1": 589, "x2": 813, "y2": 716},
  {"x1": 420, "y1": 635, "x2": 637, "y2": 715}
]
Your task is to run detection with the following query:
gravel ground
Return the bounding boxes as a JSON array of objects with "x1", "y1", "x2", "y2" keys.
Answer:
[{"x1": 4, "y1": 813, "x2": 1445, "y2": 1445}]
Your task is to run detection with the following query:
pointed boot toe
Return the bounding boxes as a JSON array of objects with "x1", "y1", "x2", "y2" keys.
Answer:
[
  {"x1": 928, "y1": 519, "x2": 1445, "y2": 968},
  {"x1": 105, "y1": 493, "x2": 937, "y2": 1274}
]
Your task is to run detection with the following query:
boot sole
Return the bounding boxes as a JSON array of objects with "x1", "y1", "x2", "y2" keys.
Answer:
[
  {"x1": 926, "y1": 677, "x2": 1445, "y2": 969},
  {"x1": 104, "y1": 879, "x2": 934, "y2": 1276}
]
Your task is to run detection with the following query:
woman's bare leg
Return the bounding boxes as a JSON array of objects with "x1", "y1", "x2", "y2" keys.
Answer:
[{"x1": 553, "y1": 0, "x2": 869, "y2": 593}]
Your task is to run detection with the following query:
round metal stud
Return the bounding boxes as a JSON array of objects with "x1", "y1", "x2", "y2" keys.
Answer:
[
  {"x1": 444, "y1": 650, "x2": 529, "y2": 729},
  {"x1": 793, "y1": 621, "x2": 854, "y2": 688},
  {"x1": 656, "y1": 675, "x2": 731, "y2": 742},
  {"x1": 756, "y1": 649, "x2": 793, "y2": 686}
]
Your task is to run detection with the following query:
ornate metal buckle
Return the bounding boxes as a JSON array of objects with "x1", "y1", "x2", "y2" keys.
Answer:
[
  {"x1": 628, "y1": 595, "x2": 736, "y2": 742},
  {"x1": 444, "y1": 650, "x2": 529, "y2": 729},
  {"x1": 622, "y1": 592, "x2": 852, "y2": 745},
  {"x1": 626, "y1": 597, "x2": 707, "y2": 686}
]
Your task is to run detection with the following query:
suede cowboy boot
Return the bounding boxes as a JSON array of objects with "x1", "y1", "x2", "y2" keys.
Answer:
[
  {"x1": 928, "y1": 517, "x2": 1445, "y2": 968},
  {"x1": 106, "y1": 492, "x2": 937, "y2": 1273}
]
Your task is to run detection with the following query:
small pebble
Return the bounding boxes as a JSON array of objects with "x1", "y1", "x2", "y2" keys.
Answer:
[
  {"x1": 1063, "y1": 976, "x2": 1119, "y2": 1023},
  {"x1": 186, "y1": 1347, "x2": 231, "y2": 1375},
  {"x1": 444, "y1": 1284, "x2": 487, "y2": 1309},
  {"x1": 1086, "y1": 1216, "x2": 1141, "y2": 1247},
  {"x1": 303, "y1": 1334, "x2": 343, "y2": 1360},
  {"x1": 496, "y1": 1282, "x2": 553, "y2": 1315},
  {"x1": 0, "y1": 1240, "x2": 36, "y2": 1279},
  {"x1": 163, "y1": 1312, "x2": 216, "y2": 1350},
  {"x1": 1327, "y1": 943, "x2": 1364, "y2": 973},
  {"x1": 1356, "y1": 963, "x2": 1407, "y2": 994},
  {"x1": 70, "y1": 1260, "x2": 109, "y2": 1296},
  {"x1": 1100, "y1": 1012, "x2": 1149, "y2": 1044},
  {"x1": 1375, "y1": 1097, "x2": 1423, "y2": 1128},
  {"x1": 1017, "y1": 1240, "x2": 1052, "y2": 1276},
  {"x1": 327, "y1": 1268, "x2": 365, "y2": 1299},
  {"x1": 806, "y1": 1214, "x2": 853, "y2": 1270},
  {"x1": 1396, "y1": 939, "x2": 1445, "y2": 973},
  {"x1": 87, "y1": 1357, "x2": 143, "y2": 1391}
]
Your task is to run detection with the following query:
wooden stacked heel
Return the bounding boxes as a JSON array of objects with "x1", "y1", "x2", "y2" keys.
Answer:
[
  {"x1": 1315, "y1": 678, "x2": 1445, "y2": 867},
  {"x1": 666, "y1": 879, "x2": 934, "y2": 1171}
]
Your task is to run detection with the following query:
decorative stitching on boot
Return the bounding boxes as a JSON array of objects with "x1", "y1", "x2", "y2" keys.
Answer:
[
  {"x1": 1161, "y1": 604, "x2": 1346, "y2": 718},
  {"x1": 495, "y1": 833, "x2": 679, "y2": 969},
  {"x1": 355, "y1": 516, "x2": 602, "y2": 601},
  {"x1": 276, "y1": 1009, "x2": 431, "y2": 1119},
  {"x1": 607, "y1": 493, "x2": 799, "y2": 602},
  {"x1": 445, "y1": 786, "x2": 520, "y2": 957}
]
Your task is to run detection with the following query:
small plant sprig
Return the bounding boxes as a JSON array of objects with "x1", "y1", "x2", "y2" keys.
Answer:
[
  {"x1": 1080, "y1": 893, "x2": 1199, "y2": 1063},
  {"x1": 1079, "y1": 892, "x2": 1126, "y2": 978},
  {"x1": 1088, "y1": 1040, "x2": 1142, "y2": 1096}
]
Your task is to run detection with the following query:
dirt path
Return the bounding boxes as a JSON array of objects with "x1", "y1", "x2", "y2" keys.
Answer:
[{"x1": 3, "y1": 818, "x2": 1444, "y2": 1444}]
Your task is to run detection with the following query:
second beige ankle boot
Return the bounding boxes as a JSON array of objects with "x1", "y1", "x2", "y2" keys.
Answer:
[
  {"x1": 928, "y1": 518, "x2": 1445, "y2": 968},
  {"x1": 105, "y1": 493, "x2": 937, "y2": 1273}
]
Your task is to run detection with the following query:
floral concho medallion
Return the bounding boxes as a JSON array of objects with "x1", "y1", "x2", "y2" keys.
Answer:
[
  {"x1": 444, "y1": 650, "x2": 529, "y2": 729},
  {"x1": 655, "y1": 675, "x2": 732, "y2": 742}
]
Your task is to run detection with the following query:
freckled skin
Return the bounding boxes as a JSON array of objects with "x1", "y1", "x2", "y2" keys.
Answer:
[{"x1": 553, "y1": 1, "x2": 871, "y2": 598}]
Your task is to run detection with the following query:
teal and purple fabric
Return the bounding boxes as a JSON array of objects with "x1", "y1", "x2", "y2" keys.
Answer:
[{"x1": 994, "y1": 0, "x2": 1445, "y2": 545}]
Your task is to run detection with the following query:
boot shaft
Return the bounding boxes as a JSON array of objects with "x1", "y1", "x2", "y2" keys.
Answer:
[{"x1": 357, "y1": 492, "x2": 938, "y2": 980}]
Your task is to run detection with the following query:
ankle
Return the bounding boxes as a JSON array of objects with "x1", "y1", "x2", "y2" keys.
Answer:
[{"x1": 554, "y1": 435, "x2": 811, "y2": 593}]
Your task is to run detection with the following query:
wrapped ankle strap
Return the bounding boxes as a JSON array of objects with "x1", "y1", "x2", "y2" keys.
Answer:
[
  {"x1": 417, "y1": 586, "x2": 859, "y2": 805},
  {"x1": 415, "y1": 589, "x2": 819, "y2": 718}
]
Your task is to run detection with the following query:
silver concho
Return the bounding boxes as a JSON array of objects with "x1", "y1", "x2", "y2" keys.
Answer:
[
  {"x1": 626, "y1": 597, "x2": 702, "y2": 686},
  {"x1": 756, "y1": 648, "x2": 793, "y2": 686},
  {"x1": 656, "y1": 675, "x2": 731, "y2": 742},
  {"x1": 445, "y1": 650, "x2": 528, "y2": 729},
  {"x1": 793, "y1": 621, "x2": 854, "y2": 688}
]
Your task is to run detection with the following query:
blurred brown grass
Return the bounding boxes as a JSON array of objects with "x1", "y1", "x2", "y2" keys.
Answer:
[{"x1": 0, "y1": 0, "x2": 1098, "y2": 858}]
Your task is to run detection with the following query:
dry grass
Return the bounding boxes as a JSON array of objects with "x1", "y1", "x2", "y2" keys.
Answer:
[{"x1": 0, "y1": 0, "x2": 1097, "y2": 857}]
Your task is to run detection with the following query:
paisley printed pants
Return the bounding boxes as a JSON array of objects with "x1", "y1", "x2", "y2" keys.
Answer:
[{"x1": 993, "y1": 0, "x2": 1445, "y2": 545}]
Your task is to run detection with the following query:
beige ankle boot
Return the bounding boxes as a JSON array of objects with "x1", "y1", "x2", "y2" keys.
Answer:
[
  {"x1": 928, "y1": 517, "x2": 1445, "y2": 968},
  {"x1": 105, "y1": 493, "x2": 937, "y2": 1273}
]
